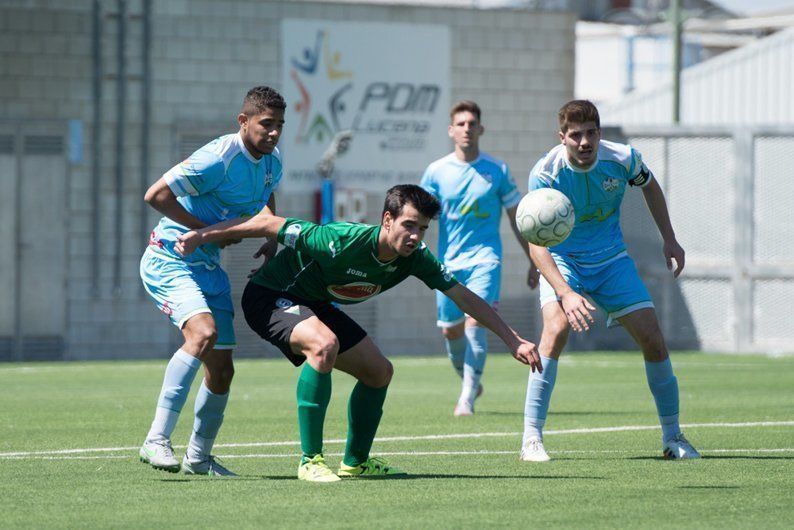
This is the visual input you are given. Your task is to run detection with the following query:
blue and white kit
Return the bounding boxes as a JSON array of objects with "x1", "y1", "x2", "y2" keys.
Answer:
[
  {"x1": 140, "y1": 133, "x2": 283, "y2": 348},
  {"x1": 529, "y1": 139, "x2": 654, "y2": 326},
  {"x1": 421, "y1": 152, "x2": 520, "y2": 326}
]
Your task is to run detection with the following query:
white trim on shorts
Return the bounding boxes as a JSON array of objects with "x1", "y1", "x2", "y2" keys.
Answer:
[
  {"x1": 177, "y1": 308, "x2": 213, "y2": 329},
  {"x1": 437, "y1": 316, "x2": 466, "y2": 329},
  {"x1": 606, "y1": 301, "x2": 655, "y2": 328}
]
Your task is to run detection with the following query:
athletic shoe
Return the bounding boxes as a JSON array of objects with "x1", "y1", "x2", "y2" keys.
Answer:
[
  {"x1": 337, "y1": 456, "x2": 407, "y2": 478},
  {"x1": 139, "y1": 438, "x2": 180, "y2": 473},
  {"x1": 663, "y1": 434, "x2": 701, "y2": 460},
  {"x1": 298, "y1": 455, "x2": 341, "y2": 483},
  {"x1": 520, "y1": 437, "x2": 551, "y2": 462},
  {"x1": 453, "y1": 402, "x2": 474, "y2": 416},
  {"x1": 181, "y1": 454, "x2": 238, "y2": 476}
]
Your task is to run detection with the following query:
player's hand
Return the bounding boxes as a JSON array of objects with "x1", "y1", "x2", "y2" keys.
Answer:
[
  {"x1": 663, "y1": 239, "x2": 685, "y2": 278},
  {"x1": 217, "y1": 238, "x2": 242, "y2": 249},
  {"x1": 527, "y1": 267, "x2": 540, "y2": 289},
  {"x1": 513, "y1": 339, "x2": 542, "y2": 373},
  {"x1": 248, "y1": 238, "x2": 278, "y2": 278},
  {"x1": 560, "y1": 291, "x2": 595, "y2": 332},
  {"x1": 175, "y1": 231, "x2": 202, "y2": 256}
]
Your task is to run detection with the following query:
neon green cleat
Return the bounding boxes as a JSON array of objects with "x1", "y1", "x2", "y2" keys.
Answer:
[
  {"x1": 337, "y1": 456, "x2": 407, "y2": 478},
  {"x1": 298, "y1": 455, "x2": 342, "y2": 483}
]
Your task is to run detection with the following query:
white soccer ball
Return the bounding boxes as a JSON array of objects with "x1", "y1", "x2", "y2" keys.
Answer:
[{"x1": 515, "y1": 188, "x2": 575, "y2": 247}]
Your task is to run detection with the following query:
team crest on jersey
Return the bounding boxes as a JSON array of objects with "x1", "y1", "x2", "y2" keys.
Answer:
[
  {"x1": 328, "y1": 282, "x2": 382, "y2": 301},
  {"x1": 264, "y1": 173, "x2": 274, "y2": 187},
  {"x1": 284, "y1": 223, "x2": 302, "y2": 248},
  {"x1": 602, "y1": 177, "x2": 619, "y2": 192}
]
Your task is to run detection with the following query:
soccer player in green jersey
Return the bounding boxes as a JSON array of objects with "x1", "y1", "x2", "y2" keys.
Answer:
[{"x1": 175, "y1": 184, "x2": 541, "y2": 482}]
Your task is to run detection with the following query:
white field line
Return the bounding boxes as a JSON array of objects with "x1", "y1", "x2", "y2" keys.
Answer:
[
  {"x1": 3, "y1": 448, "x2": 793, "y2": 461},
  {"x1": 1, "y1": 420, "x2": 792, "y2": 459}
]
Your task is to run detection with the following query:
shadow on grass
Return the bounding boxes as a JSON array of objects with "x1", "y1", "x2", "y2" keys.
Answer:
[
  {"x1": 629, "y1": 455, "x2": 794, "y2": 461},
  {"x1": 478, "y1": 410, "x2": 632, "y2": 417}
]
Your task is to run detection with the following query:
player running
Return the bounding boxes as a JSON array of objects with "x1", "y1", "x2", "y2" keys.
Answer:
[
  {"x1": 421, "y1": 100, "x2": 538, "y2": 416},
  {"x1": 520, "y1": 100, "x2": 700, "y2": 462},
  {"x1": 175, "y1": 184, "x2": 542, "y2": 482},
  {"x1": 138, "y1": 86, "x2": 286, "y2": 475}
]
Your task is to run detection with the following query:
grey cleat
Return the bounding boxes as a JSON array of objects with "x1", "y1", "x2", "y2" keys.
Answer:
[
  {"x1": 181, "y1": 454, "x2": 238, "y2": 476},
  {"x1": 139, "y1": 438, "x2": 181, "y2": 473}
]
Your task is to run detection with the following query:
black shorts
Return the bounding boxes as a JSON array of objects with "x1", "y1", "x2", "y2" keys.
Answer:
[{"x1": 241, "y1": 281, "x2": 368, "y2": 367}]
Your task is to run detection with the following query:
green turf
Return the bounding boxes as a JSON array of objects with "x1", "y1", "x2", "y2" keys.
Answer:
[{"x1": 1, "y1": 352, "x2": 792, "y2": 529}]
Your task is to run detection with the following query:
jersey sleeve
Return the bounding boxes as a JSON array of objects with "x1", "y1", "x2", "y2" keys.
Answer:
[
  {"x1": 498, "y1": 163, "x2": 521, "y2": 208},
  {"x1": 411, "y1": 245, "x2": 458, "y2": 291},
  {"x1": 527, "y1": 158, "x2": 553, "y2": 191},
  {"x1": 277, "y1": 218, "x2": 340, "y2": 263},
  {"x1": 163, "y1": 148, "x2": 225, "y2": 197},
  {"x1": 626, "y1": 147, "x2": 653, "y2": 187},
  {"x1": 419, "y1": 166, "x2": 440, "y2": 200}
]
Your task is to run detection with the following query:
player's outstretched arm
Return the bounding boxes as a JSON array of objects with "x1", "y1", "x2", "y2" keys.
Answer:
[
  {"x1": 641, "y1": 178, "x2": 685, "y2": 278},
  {"x1": 530, "y1": 243, "x2": 595, "y2": 332},
  {"x1": 144, "y1": 177, "x2": 207, "y2": 230},
  {"x1": 175, "y1": 210, "x2": 286, "y2": 256},
  {"x1": 506, "y1": 204, "x2": 539, "y2": 289},
  {"x1": 442, "y1": 283, "x2": 542, "y2": 372}
]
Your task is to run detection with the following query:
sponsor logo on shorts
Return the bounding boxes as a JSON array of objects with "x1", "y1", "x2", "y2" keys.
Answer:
[
  {"x1": 284, "y1": 223, "x2": 302, "y2": 248},
  {"x1": 161, "y1": 301, "x2": 174, "y2": 316},
  {"x1": 327, "y1": 282, "x2": 382, "y2": 301},
  {"x1": 276, "y1": 298, "x2": 294, "y2": 309},
  {"x1": 148, "y1": 230, "x2": 163, "y2": 248}
]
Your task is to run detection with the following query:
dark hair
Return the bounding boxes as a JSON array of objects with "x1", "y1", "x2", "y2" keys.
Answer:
[
  {"x1": 382, "y1": 184, "x2": 440, "y2": 220},
  {"x1": 242, "y1": 86, "x2": 286, "y2": 115},
  {"x1": 450, "y1": 100, "x2": 481, "y2": 122},
  {"x1": 558, "y1": 100, "x2": 600, "y2": 133}
]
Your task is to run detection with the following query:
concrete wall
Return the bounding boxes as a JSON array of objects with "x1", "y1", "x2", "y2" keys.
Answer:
[{"x1": 0, "y1": 0, "x2": 575, "y2": 360}]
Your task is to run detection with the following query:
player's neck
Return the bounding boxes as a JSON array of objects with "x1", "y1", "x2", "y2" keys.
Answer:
[
  {"x1": 238, "y1": 132, "x2": 264, "y2": 160},
  {"x1": 454, "y1": 146, "x2": 479, "y2": 163},
  {"x1": 376, "y1": 230, "x2": 398, "y2": 262}
]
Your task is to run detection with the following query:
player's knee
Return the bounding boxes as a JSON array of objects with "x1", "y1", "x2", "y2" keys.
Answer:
[
  {"x1": 639, "y1": 333, "x2": 667, "y2": 362},
  {"x1": 376, "y1": 358, "x2": 394, "y2": 387},
  {"x1": 441, "y1": 325, "x2": 464, "y2": 340},
  {"x1": 186, "y1": 324, "x2": 218, "y2": 353},
  {"x1": 308, "y1": 333, "x2": 339, "y2": 371},
  {"x1": 545, "y1": 313, "x2": 570, "y2": 340}
]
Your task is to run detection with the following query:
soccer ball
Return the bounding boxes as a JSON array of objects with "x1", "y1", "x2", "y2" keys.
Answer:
[{"x1": 515, "y1": 188, "x2": 575, "y2": 247}]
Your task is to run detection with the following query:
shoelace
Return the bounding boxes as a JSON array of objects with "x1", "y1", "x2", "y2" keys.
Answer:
[{"x1": 154, "y1": 440, "x2": 175, "y2": 458}]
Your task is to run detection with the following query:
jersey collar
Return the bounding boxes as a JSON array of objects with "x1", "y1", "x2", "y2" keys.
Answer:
[
  {"x1": 564, "y1": 151, "x2": 598, "y2": 173},
  {"x1": 236, "y1": 133, "x2": 262, "y2": 164}
]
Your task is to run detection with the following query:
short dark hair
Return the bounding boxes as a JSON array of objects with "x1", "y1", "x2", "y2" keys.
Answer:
[
  {"x1": 382, "y1": 184, "x2": 440, "y2": 220},
  {"x1": 242, "y1": 86, "x2": 286, "y2": 115},
  {"x1": 558, "y1": 100, "x2": 600, "y2": 133},
  {"x1": 450, "y1": 100, "x2": 481, "y2": 122}
]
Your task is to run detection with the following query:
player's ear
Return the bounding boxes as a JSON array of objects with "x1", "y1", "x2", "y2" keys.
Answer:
[
  {"x1": 382, "y1": 211, "x2": 392, "y2": 230},
  {"x1": 479, "y1": 124, "x2": 485, "y2": 136},
  {"x1": 447, "y1": 124, "x2": 454, "y2": 139},
  {"x1": 237, "y1": 113, "x2": 248, "y2": 129},
  {"x1": 558, "y1": 130, "x2": 565, "y2": 144}
]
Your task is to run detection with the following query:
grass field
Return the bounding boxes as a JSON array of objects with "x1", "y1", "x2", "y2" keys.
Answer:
[{"x1": 1, "y1": 352, "x2": 793, "y2": 529}]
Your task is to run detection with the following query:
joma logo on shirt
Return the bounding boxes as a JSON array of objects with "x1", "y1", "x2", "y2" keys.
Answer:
[{"x1": 346, "y1": 268, "x2": 367, "y2": 278}]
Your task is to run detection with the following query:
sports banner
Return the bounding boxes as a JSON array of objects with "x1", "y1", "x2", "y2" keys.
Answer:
[{"x1": 280, "y1": 19, "x2": 451, "y2": 192}]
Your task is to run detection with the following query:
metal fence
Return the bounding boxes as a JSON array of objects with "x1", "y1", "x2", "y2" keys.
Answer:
[{"x1": 606, "y1": 126, "x2": 794, "y2": 353}]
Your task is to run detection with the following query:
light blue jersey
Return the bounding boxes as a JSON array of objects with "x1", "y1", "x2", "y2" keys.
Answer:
[
  {"x1": 149, "y1": 133, "x2": 283, "y2": 269},
  {"x1": 421, "y1": 152, "x2": 521, "y2": 271},
  {"x1": 528, "y1": 140, "x2": 652, "y2": 266}
]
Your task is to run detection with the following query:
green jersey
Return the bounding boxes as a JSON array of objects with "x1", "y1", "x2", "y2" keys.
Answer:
[{"x1": 250, "y1": 218, "x2": 458, "y2": 304}]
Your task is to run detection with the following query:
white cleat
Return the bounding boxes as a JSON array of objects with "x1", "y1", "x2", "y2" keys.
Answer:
[
  {"x1": 453, "y1": 402, "x2": 474, "y2": 417},
  {"x1": 139, "y1": 438, "x2": 181, "y2": 473},
  {"x1": 663, "y1": 433, "x2": 701, "y2": 460},
  {"x1": 181, "y1": 454, "x2": 238, "y2": 476},
  {"x1": 520, "y1": 437, "x2": 551, "y2": 462}
]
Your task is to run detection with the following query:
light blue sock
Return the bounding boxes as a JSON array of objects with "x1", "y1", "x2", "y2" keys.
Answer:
[
  {"x1": 187, "y1": 380, "x2": 229, "y2": 463},
  {"x1": 146, "y1": 349, "x2": 201, "y2": 441},
  {"x1": 445, "y1": 336, "x2": 467, "y2": 378},
  {"x1": 645, "y1": 358, "x2": 680, "y2": 443},
  {"x1": 460, "y1": 326, "x2": 488, "y2": 407},
  {"x1": 523, "y1": 356, "x2": 558, "y2": 443}
]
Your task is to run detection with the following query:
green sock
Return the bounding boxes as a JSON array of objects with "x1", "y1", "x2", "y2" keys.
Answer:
[
  {"x1": 296, "y1": 363, "x2": 332, "y2": 459},
  {"x1": 343, "y1": 381, "x2": 388, "y2": 467}
]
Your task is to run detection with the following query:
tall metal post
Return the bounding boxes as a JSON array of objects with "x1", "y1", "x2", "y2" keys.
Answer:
[{"x1": 671, "y1": 0, "x2": 682, "y2": 123}]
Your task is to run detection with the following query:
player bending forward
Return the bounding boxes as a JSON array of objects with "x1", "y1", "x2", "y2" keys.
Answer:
[
  {"x1": 520, "y1": 100, "x2": 700, "y2": 462},
  {"x1": 176, "y1": 184, "x2": 542, "y2": 482}
]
